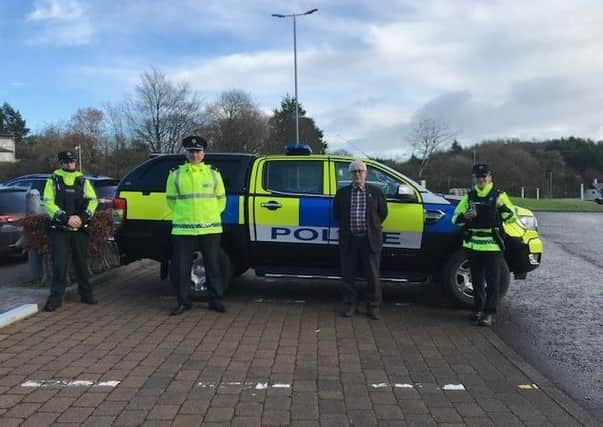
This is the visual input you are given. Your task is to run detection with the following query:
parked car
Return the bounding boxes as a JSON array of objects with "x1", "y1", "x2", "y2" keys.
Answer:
[
  {"x1": 0, "y1": 186, "x2": 28, "y2": 258},
  {"x1": 1, "y1": 174, "x2": 119, "y2": 210}
]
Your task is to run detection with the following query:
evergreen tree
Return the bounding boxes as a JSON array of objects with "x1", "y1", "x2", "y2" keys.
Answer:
[
  {"x1": 0, "y1": 102, "x2": 30, "y2": 142},
  {"x1": 264, "y1": 95, "x2": 327, "y2": 154}
]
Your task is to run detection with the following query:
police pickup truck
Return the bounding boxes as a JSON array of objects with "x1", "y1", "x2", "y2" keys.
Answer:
[{"x1": 113, "y1": 146, "x2": 543, "y2": 307}]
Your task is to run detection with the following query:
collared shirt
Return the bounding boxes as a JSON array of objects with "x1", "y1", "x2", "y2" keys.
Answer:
[{"x1": 350, "y1": 184, "x2": 367, "y2": 235}]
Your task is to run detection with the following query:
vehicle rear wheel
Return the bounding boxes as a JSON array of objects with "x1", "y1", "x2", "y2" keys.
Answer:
[
  {"x1": 441, "y1": 249, "x2": 510, "y2": 308},
  {"x1": 189, "y1": 248, "x2": 233, "y2": 301}
]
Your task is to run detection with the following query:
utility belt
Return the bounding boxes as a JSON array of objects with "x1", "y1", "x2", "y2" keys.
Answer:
[
  {"x1": 463, "y1": 227, "x2": 506, "y2": 250},
  {"x1": 50, "y1": 221, "x2": 88, "y2": 233}
]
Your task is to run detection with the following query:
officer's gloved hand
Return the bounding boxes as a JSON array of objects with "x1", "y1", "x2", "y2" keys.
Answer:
[
  {"x1": 79, "y1": 211, "x2": 91, "y2": 225},
  {"x1": 54, "y1": 211, "x2": 68, "y2": 225},
  {"x1": 463, "y1": 211, "x2": 475, "y2": 220}
]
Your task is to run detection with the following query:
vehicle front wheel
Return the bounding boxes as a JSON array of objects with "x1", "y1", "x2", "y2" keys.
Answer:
[
  {"x1": 189, "y1": 249, "x2": 233, "y2": 301},
  {"x1": 441, "y1": 249, "x2": 510, "y2": 308}
]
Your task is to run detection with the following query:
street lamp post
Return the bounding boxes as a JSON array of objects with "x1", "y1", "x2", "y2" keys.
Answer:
[
  {"x1": 75, "y1": 144, "x2": 82, "y2": 171},
  {"x1": 272, "y1": 8, "x2": 318, "y2": 145}
]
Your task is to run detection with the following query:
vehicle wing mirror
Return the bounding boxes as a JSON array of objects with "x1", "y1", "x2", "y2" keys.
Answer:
[{"x1": 396, "y1": 183, "x2": 416, "y2": 201}]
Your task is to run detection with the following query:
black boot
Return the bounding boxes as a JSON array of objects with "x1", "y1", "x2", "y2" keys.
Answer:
[
  {"x1": 469, "y1": 311, "x2": 483, "y2": 322},
  {"x1": 342, "y1": 303, "x2": 355, "y2": 318},
  {"x1": 208, "y1": 299, "x2": 225, "y2": 313},
  {"x1": 367, "y1": 306, "x2": 380, "y2": 320},
  {"x1": 80, "y1": 295, "x2": 98, "y2": 305},
  {"x1": 170, "y1": 304, "x2": 192, "y2": 316},
  {"x1": 478, "y1": 313, "x2": 495, "y2": 327},
  {"x1": 43, "y1": 299, "x2": 62, "y2": 312}
]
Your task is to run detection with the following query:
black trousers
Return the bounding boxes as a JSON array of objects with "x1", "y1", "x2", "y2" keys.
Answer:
[
  {"x1": 466, "y1": 250, "x2": 503, "y2": 314},
  {"x1": 170, "y1": 234, "x2": 223, "y2": 306},
  {"x1": 340, "y1": 235, "x2": 382, "y2": 308},
  {"x1": 49, "y1": 228, "x2": 92, "y2": 303}
]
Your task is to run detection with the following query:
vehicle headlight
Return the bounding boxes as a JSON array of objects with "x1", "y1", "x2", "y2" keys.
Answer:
[{"x1": 517, "y1": 215, "x2": 538, "y2": 231}]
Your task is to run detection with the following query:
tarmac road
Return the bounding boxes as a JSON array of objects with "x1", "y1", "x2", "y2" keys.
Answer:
[{"x1": 495, "y1": 212, "x2": 603, "y2": 421}]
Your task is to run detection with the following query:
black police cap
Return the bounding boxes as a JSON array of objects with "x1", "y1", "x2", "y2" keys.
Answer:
[
  {"x1": 472, "y1": 163, "x2": 491, "y2": 177},
  {"x1": 182, "y1": 135, "x2": 208, "y2": 151},
  {"x1": 58, "y1": 151, "x2": 76, "y2": 162}
]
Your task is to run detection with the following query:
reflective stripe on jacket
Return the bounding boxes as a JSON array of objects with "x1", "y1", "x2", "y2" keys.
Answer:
[
  {"x1": 452, "y1": 182, "x2": 516, "y2": 252},
  {"x1": 165, "y1": 162, "x2": 226, "y2": 236}
]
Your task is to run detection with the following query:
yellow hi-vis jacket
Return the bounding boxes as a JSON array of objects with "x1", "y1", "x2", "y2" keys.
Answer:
[
  {"x1": 165, "y1": 162, "x2": 226, "y2": 236},
  {"x1": 452, "y1": 182, "x2": 516, "y2": 252},
  {"x1": 43, "y1": 169, "x2": 98, "y2": 226}
]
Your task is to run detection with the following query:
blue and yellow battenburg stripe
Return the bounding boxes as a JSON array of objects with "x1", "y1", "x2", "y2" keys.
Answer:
[{"x1": 252, "y1": 195, "x2": 428, "y2": 249}]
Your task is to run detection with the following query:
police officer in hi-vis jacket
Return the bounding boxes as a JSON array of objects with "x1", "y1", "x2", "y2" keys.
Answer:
[
  {"x1": 42, "y1": 150, "x2": 98, "y2": 312},
  {"x1": 166, "y1": 135, "x2": 227, "y2": 315},
  {"x1": 452, "y1": 163, "x2": 516, "y2": 326}
]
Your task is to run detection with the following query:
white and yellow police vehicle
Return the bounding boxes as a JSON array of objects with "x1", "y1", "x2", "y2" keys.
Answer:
[{"x1": 113, "y1": 145, "x2": 543, "y2": 307}]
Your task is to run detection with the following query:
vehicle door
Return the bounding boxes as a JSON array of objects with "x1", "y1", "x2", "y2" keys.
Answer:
[
  {"x1": 249, "y1": 157, "x2": 333, "y2": 270},
  {"x1": 330, "y1": 160, "x2": 424, "y2": 273}
]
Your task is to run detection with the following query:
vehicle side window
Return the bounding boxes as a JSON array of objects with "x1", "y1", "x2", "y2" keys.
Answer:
[
  {"x1": 335, "y1": 162, "x2": 404, "y2": 198},
  {"x1": 204, "y1": 159, "x2": 242, "y2": 194},
  {"x1": 138, "y1": 159, "x2": 185, "y2": 193},
  {"x1": 8, "y1": 179, "x2": 33, "y2": 189},
  {"x1": 31, "y1": 180, "x2": 46, "y2": 193},
  {"x1": 264, "y1": 161, "x2": 323, "y2": 195}
]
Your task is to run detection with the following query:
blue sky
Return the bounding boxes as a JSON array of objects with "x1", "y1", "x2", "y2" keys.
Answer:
[{"x1": 1, "y1": 0, "x2": 603, "y2": 157}]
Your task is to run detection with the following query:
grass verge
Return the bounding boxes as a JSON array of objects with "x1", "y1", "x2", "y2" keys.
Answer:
[{"x1": 512, "y1": 197, "x2": 603, "y2": 212}]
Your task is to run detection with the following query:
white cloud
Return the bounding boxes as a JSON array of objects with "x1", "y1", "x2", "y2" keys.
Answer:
[
  {"x1": 19, "y1": 0, "x2": 603, "y2": 152},
  {"x1": 27, "y1": 0, "x2": 85, "y2": 21},
  {"x1": 25, "y1": 0, "x2": 93, "y2": 45}
]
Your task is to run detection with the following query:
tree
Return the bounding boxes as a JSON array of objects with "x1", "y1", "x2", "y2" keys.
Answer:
[
  {"x1": 125, "y1": 68, "x2": 203, "y2": 153},
  {"x1": 68, "y1": 108, "x2": 105, "y2": 141},
  {"x1": 408, "y1": 116, "x2": 457, "y2": 178},
  {"x1": 264, "y1": 95, "x2": 327, "y2": 154},
  {"x1": 105, "y1": 102, "x2": 128, "y2": 152},
  {"x1": 0, "y1": 102, "x2": 30, "y2": 142},
  {"x1": 449, "y1": 140, "x2": 463, "y2": 153},
  {"x1": 68, "y1": 108, "x2": 108, "y2": 155},
  {"x1": 203, "y1": 90, "x2": 268, "y2": 153}
]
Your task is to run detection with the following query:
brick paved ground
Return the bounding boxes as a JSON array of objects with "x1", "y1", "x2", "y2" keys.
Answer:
[{"x1": 0, "y1": 261, "x2": 597, "y2": 426}]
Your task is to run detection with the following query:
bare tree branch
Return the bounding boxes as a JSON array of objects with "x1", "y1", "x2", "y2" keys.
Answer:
[
  {"x1": 124, "y1": 68, "x2": 203, "y2": 153},
  {"x1": 408, "y1": 116, "x2": 458, "y2": 178},
  {"x1": 203, "y1": 90, "x2": 268, "y2": 153}
]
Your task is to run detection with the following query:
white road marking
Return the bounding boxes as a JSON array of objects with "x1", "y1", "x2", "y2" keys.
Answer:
[
  {"x1": 442, "y1": 384, "x2": 466, "y2": 391},
  {"x1": 518, "y1": 384, "x2": 539, "y2": 390},
  {"x1": 21, "y1": 380, "x2": 120, "y2": 388},
  {"x1": 371, "y1": 383, "x2": 389, "y2": 388},
  {"x1": 371, "y1": 383, "x2": 467, "y2": 391},
  {"x1": 197, "y1": 381, "x2": 288, "y2": 390}
]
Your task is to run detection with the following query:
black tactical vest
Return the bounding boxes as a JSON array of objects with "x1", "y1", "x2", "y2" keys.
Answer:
[
  {"x1": 52, "y1": 174, "x2": 86, "y2": 216},
  {"x1": 467, "y1": 187, "x2": 501, "y2": 229}
]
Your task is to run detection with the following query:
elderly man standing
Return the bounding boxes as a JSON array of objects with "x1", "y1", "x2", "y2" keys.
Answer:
[{"x1": 333, "y1": 160, "x2": 388, "y2": 319}]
